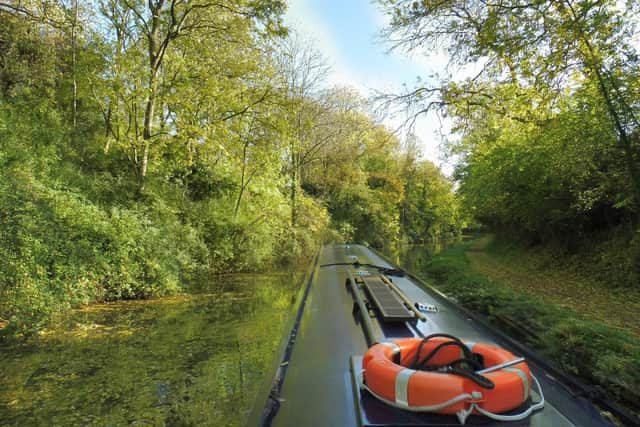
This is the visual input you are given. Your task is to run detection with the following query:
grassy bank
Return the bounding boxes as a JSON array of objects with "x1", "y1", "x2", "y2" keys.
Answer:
[
  {"x1": 418, "y1": 237, "x2": 640, "y2": 415},
  {"x1": 467, "y1": 237, "x2": 640, "y2": 335}
]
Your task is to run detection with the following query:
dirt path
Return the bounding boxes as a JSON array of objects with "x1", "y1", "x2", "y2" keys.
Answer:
[{"x1": 465, "y1": 238, "x2": 640, "y2": 337}]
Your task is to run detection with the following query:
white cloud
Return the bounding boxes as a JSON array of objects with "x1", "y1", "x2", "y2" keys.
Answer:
[
  {"x1": 284, "y1": 2, "x2": 339, "y2": 65},
  {"x1": 284, "y1": 1, "x2": 368, "y2": 91}
]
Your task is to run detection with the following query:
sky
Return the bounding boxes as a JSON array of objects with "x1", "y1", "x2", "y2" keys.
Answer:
[{"x1": 283, "y1": 0, "x2": 452, "y2": 170}]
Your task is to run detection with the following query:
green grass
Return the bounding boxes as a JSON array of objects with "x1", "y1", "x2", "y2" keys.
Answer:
[
  {"x1": 468, "y1": 236, "x2": 640, "y2": 335},
  {"x1": 420, "y1": 238, "x2": 640, "y2": 416}
]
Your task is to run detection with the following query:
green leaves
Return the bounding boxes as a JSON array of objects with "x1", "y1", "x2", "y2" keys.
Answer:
[
  {"x1": 380, "y1": 0, "x2": 640, "y2": 228},
  {"x1": 0, "y1": 0, "x2": 464, "y2": 336},
  {"x1": 451, "y1": 79, "x2": 634, "y2": 239}
]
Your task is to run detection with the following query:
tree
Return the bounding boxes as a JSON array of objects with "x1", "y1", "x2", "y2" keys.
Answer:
[
  {"x1": 453, "y1": 81, "x2": 629, "y2": 238},
  {"x1": 96, "y1": 0, "x2": 287, "y2": 192},
  {"x1": 274, "y1": 33, "x2": 331, "y2": 225},
  {"x1": 379, "y1": 0, "x2": 640, "y2": 209}
]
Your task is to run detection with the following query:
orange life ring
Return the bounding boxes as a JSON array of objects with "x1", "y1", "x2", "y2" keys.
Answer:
[{"x1": 362, "y1": 337, "x2": 533, "y2": 417}]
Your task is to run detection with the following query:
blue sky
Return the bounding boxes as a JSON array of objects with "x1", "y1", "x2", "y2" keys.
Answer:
[{"x1": 284, "y1": 0, "x2": 450, "y2": 168}]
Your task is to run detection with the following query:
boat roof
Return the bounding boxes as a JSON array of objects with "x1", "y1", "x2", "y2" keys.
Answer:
[{"x1": 249, "y1": 244, "x2": 617, "y2": 427}]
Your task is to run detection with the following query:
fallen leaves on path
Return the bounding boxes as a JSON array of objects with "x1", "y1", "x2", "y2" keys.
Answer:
[{"x1": 466, "y1": 248, "x2": 640, "y2": 337}]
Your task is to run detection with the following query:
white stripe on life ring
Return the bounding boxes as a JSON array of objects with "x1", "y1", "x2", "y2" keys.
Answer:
[
  {"x1": 503, "y1": 366, "x2": 530, "y2": 401},
  {"x1": 395, "y1": 368, "x2": 416, "y2": 406},
  {"x1": 380, "y1": 341, "x2": 401, "y2": 360}
]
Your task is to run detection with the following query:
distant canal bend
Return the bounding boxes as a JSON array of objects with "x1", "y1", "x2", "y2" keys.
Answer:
[
  {"x1": 0, "y1": 273, "x2": 302, "y2": 427},
  {"x1": 384, "y1": 239, "x2": 461, "y2": 272}
]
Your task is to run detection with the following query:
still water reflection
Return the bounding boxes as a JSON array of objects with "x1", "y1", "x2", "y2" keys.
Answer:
[
  {"x1": 0, "y1": 273, "x2": 301, "y2": 426},
  {"x1": 384, "y1": 240, "x2": 452, "y2": 272}
]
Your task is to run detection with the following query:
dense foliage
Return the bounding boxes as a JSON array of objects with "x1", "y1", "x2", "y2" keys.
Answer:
[
  {"x1": 0, "y1": 1, "x2": 460, "y2": 335},
  {"x1": 379, "y1": 0, "x2": 640, "y2": 287}
]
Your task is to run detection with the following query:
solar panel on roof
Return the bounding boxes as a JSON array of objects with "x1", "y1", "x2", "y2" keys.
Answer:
[{"x1": 361, "y1": 276, "x2": 414, "y2": 322}]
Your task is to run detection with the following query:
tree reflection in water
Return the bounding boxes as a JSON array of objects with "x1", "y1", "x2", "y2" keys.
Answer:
[{"x1": 0, "y1": 273, "x2": 302, "y2": 426}]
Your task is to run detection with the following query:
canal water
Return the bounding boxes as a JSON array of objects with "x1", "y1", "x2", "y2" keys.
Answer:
[
  {"x1": 0, "y1": 273, "x2": 302, "y2": 426},
  {"x1": 384, "y1": 239, "x2": 457, "y2": 273}
]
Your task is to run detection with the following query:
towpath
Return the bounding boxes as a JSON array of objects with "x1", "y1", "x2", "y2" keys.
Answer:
[{"x1": 466, "y1": 237, "x2": 640, "y2": 337}]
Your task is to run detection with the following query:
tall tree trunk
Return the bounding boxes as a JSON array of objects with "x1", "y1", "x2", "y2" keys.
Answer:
[
  {"x1": 140, "y1": 86, "x2": 156, "y2": 192},
  {"x1": 139, "y1": 1, "x2": 162, "y2": 194},
  {"x1": 71, "y1": 0, "x2": 78, "y2": 130},
  {"x1": 235, "y1": 143, "x2": 249, "y2": 217},
  {"x1": 563, "y1": 0, "x2": 640, "y2": 211},
  {"x1": 591, "y1": 66, "x2": 640, "y2": 210},
  {"x1": 291, "y1": 147, "x2": 299, "y2": 226}
]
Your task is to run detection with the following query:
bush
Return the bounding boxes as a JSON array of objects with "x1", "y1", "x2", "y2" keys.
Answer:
[{"x1": 0, "y1": 170, "x2": 207, "y2": 335}]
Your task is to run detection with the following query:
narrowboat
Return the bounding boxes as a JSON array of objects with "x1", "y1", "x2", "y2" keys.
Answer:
[{"x1": 248, "y1": 244, "x2": 637, "y2": 426}]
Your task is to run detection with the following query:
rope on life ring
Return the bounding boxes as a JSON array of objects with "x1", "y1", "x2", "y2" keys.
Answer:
[{"x1": 358, "y1": 370, "x2": 544, "y2": 424}]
